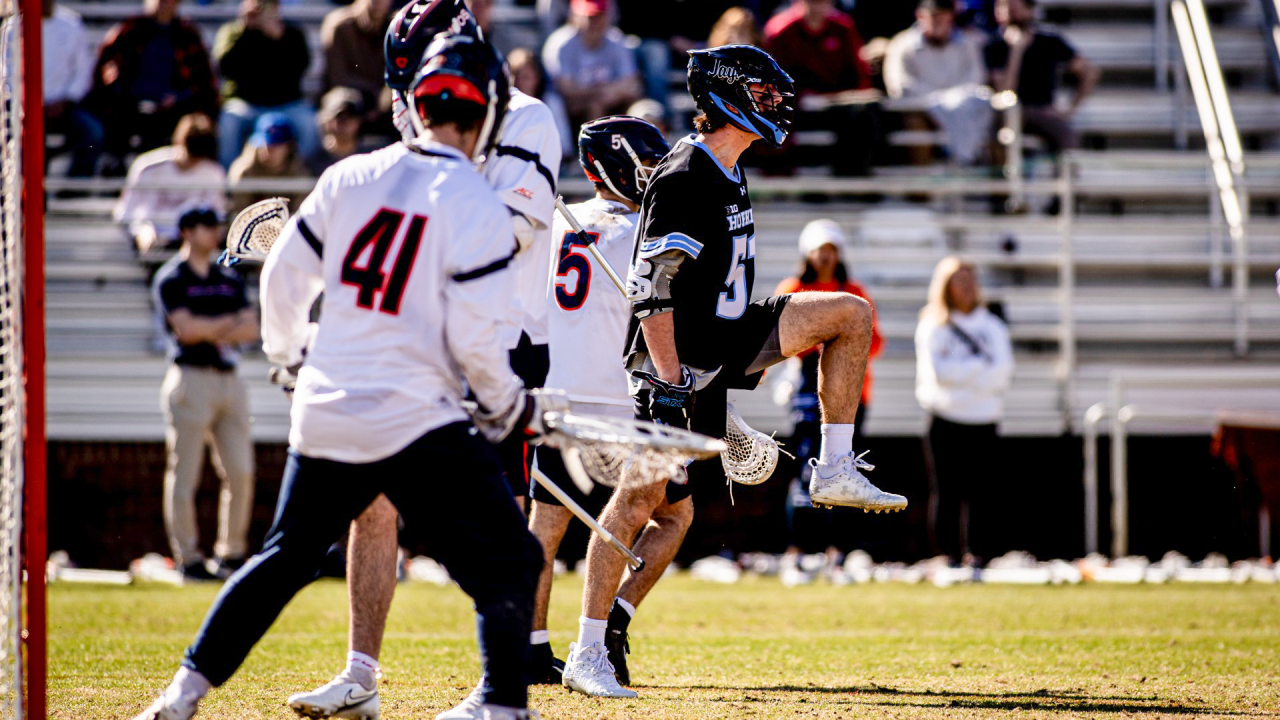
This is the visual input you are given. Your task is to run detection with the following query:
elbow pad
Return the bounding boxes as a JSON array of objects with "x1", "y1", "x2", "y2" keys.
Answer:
[
  {"x1": 628, "y1": 253, "x2": 683, "y2": 319},
  {"x1": 511, "y1": 211, "x2": 537, "y2": 253}
]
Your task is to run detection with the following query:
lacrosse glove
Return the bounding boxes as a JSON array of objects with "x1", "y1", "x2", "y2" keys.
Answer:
[
  {"x1": 473, "y1": 388, "x2": 570, "y2": 444},
  {"x1": 634, "y1": 368, "x2": 695, "y2": 428}
]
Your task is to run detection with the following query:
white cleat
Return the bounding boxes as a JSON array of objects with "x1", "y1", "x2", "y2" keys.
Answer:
[
  {"x1": 562, "y1": 642, "x2": 638, "y2": 698},
  {"x1": 131, "y1": 694, "x2": 197, "y2": 720},
  {"x1": 481, "y1": 705, "x2": 541, "y2": 720},
  {"x1": 436, "y1": 682, "x2": 485, "y2": 720},
  {"x1": 808, "y1": 453, "x2": 907, "y2": 512},
  {"x1": 287, "y1": 675, "x2": 380, "y2": 719}
]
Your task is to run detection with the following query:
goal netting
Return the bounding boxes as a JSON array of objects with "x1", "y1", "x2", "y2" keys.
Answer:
[{"x1": 0, "y1": 0, "x2": 25, "y2": 714}]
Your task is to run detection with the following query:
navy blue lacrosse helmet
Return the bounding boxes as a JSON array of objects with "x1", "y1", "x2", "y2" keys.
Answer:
[
  {"x1": 686, "y1": 45, "x2": 796, "y2": 147},
  {"x1": 577, "y1": 116, "x2": 671, "y2": 205},
  {"x1": 410, "y1": 34, "x2": 510, "y2": 161},
  {"x1": 384, "y1": 0, "x2": 480, "y2": 92}
]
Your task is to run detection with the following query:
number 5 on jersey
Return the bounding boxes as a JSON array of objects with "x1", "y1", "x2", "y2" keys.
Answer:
[
  {"x1": 341, "y1": 208, "x2": 425, "y2": 315},
  {"x1": 716, "y1": 233, "x2": 755, "y2": 320},
  {"x1": 555, "y1": 229, "x2": 599, "y2": 311}
]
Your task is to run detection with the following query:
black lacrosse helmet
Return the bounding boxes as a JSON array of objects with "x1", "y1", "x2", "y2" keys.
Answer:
[
  {"x1": 384, "y1": 0, "x2": 480, "y2": 92},
  {"x1": 577, "y1": 116, "x2": 671, "y2": 205},
  {"x1": 686, "y1": 45, "x2": 796, "y2": 148},
  {"x1": 410, "y1": 33, "x2": 510, "y2": 162}
]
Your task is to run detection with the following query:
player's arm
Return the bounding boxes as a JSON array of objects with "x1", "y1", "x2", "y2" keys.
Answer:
[
  {"x1": 259, "y1": 172, "x2": 330, "y2": 368},
  {"x1": 485, "y1": 100, "x2": 561, "y2": 253},
  {"x1": 165, "y1": 309, "x2": 238, "y2": 344}
]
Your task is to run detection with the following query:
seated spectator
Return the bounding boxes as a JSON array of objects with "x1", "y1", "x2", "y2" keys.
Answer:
[
  {"x1": 321, "y1": 0, "x2": 394, "y2": 129},
  {"x1": 228, "y1": 113, "x2": 308, "y2": 218},
  {"x1": 88, "y1": 0, "x2": 219, "y2": 165},
  {"x1": 542, "y1": 0, "x2": 643, "y2": 128},
  {"x1": 509, "y1": 47, "x2": 575, "y2": 158},
  {"x1": 984, "y1": 0, "x2": 1098, "y2": 154},
  {"x1": 764, "y1": 0, "x2": 879, "y2": 176},
  {"x1": 114, "y1": 113, "x2": 226, "y2": 256},
  {"x1": 615, "y1": 0, "x2": 737, "y2": 108},
  {"x1": 151, "y1": 204, "x2": 258, "y2": 581},
  {"x1": 626, "y1": 98, "x2": 669, "y2": 137},
  {"x1": 708, "y1": 6, "x2": 763, "y2": 48},
  {"x1": 42, "y1": 0, "x2": 103, "y2": 179},
  {"x1": 305, "y1": 88, "x2": 364, "y2": 176},
  {"x1": 884, "y1": 0, "x2": 992, "y2": 166},
  {"x1": 214, "y1": 0, "x2": 316, "y2": 168}
]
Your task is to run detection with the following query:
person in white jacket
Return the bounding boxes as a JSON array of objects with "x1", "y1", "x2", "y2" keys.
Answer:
[{"x1": 915, "y1": 256, "x2": 1013, "y2": 564}]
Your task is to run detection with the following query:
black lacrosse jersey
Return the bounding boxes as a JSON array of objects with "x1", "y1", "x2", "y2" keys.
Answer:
[{"x1": 626, "y1": 136, "x2": 756, "y2": 373}]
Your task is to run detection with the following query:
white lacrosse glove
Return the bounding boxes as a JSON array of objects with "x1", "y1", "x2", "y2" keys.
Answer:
[{"x1": 472, "y1": 388, "x2": 570, "y2": 444}]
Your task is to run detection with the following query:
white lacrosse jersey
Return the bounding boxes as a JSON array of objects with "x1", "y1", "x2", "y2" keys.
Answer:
[
  {"x1": 484, "y1": 89, "x2": 562, "y2": 348},
  {"x1": 545, "y1": 197, "x2": 637, "y2": 407},
  {"x1": 261, "y1": 140, "x2": 523, "y2": 463}
]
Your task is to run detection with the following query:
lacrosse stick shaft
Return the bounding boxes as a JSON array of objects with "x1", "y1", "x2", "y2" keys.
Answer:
[
  {"x1": 555, "y1": 195, "x2": 627, "y2": 296},
  {"x1": 531, "y1": 467, "x2": 645, "y2": 572}
]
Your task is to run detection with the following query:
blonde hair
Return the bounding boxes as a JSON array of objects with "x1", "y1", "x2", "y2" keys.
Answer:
[
  {"x1": 921, "y1": 256, "x2": 980, "y2": 322},
  {"x1": 708, "y1": 7, "x2": 763, "y2": 48}
]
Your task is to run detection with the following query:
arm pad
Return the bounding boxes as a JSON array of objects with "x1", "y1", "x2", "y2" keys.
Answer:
[{"x1": 627, "y1": 252, "x2": 684, "y2": 319}]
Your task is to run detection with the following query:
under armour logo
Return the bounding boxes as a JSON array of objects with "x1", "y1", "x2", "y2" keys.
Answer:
[{"x1": 740, "y1": 186, "x2": 746, "y2": 196}]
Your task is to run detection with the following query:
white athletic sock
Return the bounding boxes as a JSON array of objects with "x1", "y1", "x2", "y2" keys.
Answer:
[
  {"x1": 165, "y1": 666, "x2": 211, "y2": 705},
  {"x1": 344, "y1": 650, "x2": 379, "y2": 691},
  {"x1": 530, "y1": 629, "x2": 550, "y2": 645},
  {"x1": 818, "y1": 424, "x2": 856, "y2": 466},
  {"x1": 614, "y1": 597, "x2": 636, "y2": 618},
  {"x1": 577, "y1": 616, "x2": 608, "y2": 648}
]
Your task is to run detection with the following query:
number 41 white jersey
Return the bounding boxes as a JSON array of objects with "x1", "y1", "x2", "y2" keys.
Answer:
[{"x1": 546, "y1": 197, "x2": 638, "y2": 407}]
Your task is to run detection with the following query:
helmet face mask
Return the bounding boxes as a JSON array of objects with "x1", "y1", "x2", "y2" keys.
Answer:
[
  {"x1": 687, "y1": 45, "x2": 796, "y2": 147},
  {"x1": 577, "y1": 116, "x2": 671, "y2": 205}
]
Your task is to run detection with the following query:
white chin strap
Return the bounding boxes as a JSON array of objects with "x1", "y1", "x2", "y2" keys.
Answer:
[
  {"x1": 593, "y1": 135, "x2": 646, "y2": 201},
  {"x1": 472, "y1": 78, "x2": 501, "y2": 164}
]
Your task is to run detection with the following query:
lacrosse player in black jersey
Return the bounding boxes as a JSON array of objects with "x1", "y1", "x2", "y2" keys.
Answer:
[{"x1": 569, "y1": 45, "x2": 909, "y2": 696}]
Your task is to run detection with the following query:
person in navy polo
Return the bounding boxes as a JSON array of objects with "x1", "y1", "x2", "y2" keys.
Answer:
[{"x1": 151, "y1": 205, "x2": 260, "y2": 581}]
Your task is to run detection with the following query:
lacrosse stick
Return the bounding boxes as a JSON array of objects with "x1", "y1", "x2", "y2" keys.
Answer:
[
  {"x1": 722, "y1": 402, "x2": 790, "y2": 486},
  {"x1": 540, "y1": 410, "x2": 724, "y2": 492},
  {"x1": 219, "y1": 197, "x2": 290, "y2": 266},
  {"x1": 530, "y1": 466, "x2": 645, "y2": 572},
  {"x1": 555, "y1": 195, "x2": 626, "y2": 295}
]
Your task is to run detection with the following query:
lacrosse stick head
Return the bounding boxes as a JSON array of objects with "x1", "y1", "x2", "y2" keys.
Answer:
[
  {"x1": 541, "y1": 411, "x2": 726, "y2": 491},
  {"x1": 222, "y1": 197, "x2": 290, "y2": 266},
  {"x1": 722, "y1": 402, "x2": 779, "y2": 485}
]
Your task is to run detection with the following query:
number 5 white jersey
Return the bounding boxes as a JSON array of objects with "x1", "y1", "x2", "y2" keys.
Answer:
[
  {"x1": 262, "y1": 140, "x2": 523, "y2": 464},
  {"x1": 546, "y1": 197, "x2": 637, "y2": 407}
]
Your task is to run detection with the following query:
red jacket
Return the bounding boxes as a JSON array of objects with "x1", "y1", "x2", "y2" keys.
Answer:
[
  {"x1": 763, "y1": 4, "x2": 872, "y2": 94},
  {"x1": 775, "y1": 276, "x2": 882, "y2": 405}
]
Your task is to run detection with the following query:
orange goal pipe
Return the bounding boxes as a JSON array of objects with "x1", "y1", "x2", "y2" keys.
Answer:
[{"x1": 21, "y1": 0, "x2": 47, "y2": 713}]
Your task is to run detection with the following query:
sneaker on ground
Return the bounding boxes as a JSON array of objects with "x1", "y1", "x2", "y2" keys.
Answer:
[
  {"x1": 131, "y1": 693, "x2": 198, "y2": 720},
  {"x1": 808, "y1": 454, "x2": 907, "y2": 512},
  {"x1": 562, "y1": 642, "x2": 638, "y2": 698},
  {"x1": 436, "y1": 682, "x2": 484, "y2": 720},
  {"x1": 181, "y1": 561, "x2": 221, "y2": 583},
  {"x1": 481, "y1": 705, "x2": 541, "y2": 720},
  {"x1": 604, "y1": 625, "x2": 631, "y2": 686},
  {"x1": 287, "y1": 675, "x2": 380, "y2": 720}
]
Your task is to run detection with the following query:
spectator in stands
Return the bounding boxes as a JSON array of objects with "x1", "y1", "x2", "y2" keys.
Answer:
[
  {"x1": 213, "y1": 0, "x2": 316, "y2": 169},
  {"x1": 542, "y1": 0, "x2": 643, "y2": 128},
  {"x1": 114, "y1": 113, "x2": 225, "y2": 256},
  {"x1": 774, "y1": 219, "x2": 882, "y2": 586},
  {"x1": 305, "y1": 88, "x2": 364, "y2": 176},
  {"x1": 764, "y1": 0, "x2": 879, "y2": 176},
  {"x1": 152, "y1": 204, "x2": 258, "y2": 582},
  {"x1": 626, "y1": 98, "x2": 669, "y2": 136},
  {"x1": 508, "y1": 47, "x2": 574, "y2": 157},
  {"x1": 984, "y1": 0, "x2": 1099, "y2": 154},
  {"x1": 915, "y1": 256, "x2": 1013, "y2": 565},
  {"x1": 614, "y1": 0, "x2": 737, "y2": 108},
  {"x1": 88, "y1": 0, "x2": 219, "y2": 165},
  {"x1": 228, "y1": 112, "x2": 308, "y2": 218},
  {"x1": 321, "y1": 0, "x2": 393, "y2": 126},
  {"x1": 883, "y1": 0, "x2": 992, "y2": 166},
  {"x1": 707, "y1": 6, "x2": 763, "y2": 48},
  {"x1": 41, "y1": 0, "x2": 103, "y2": 179}
]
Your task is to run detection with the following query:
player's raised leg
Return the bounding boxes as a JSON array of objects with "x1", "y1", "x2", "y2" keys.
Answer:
[{"x1": 777, "y1": 292, "x2": 907, "y2": 512}]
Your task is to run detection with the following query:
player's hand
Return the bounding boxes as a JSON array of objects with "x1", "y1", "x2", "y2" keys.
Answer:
[
  {"x1": 473, "y1": 389, "x2": 569, "y2": 444},
  {"x1": 635, "y1": 368, "x2": 695, "y2": 428}
]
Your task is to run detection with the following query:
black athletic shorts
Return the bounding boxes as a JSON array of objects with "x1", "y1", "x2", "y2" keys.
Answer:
[
  {"x1": 636, "y1": 295, "x2": 791, "y2": 504},
  {"x1": 499, "y1": 333, "x2": 550, "y2": 499},
  {"x1": 529, "y1": 445, "x2": 613, "y2": 515}
]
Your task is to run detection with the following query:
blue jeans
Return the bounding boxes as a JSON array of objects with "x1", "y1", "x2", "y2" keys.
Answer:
[
  {"x1": 181, "y1": 422, "x2": 543, "y2": 707},
  {"x1": 47, "y1": 104, "x2": 105, "y2": 177},
  {"x1": 634, "y1": 38, "x2": 672, "y2": 109},
  {"x1": 218, "y1": 98, "x2": 318, "y2": 168}
]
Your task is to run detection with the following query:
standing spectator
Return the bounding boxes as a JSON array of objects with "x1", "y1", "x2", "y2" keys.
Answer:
[
  {"x1": 774, "y1": 220, "x2": 882, "y2": 585},
  {"x1": 88, "y1": 0, "x2": 219, "y2": 163},
  {"x1": 764, "y1": 0, "x2": 879, "y2": 175},
  {"x1": 228, "y1": 112, "x2": 308, "y2": 218},
  {"x1": 984, "y1": 0, "x2": 1098, "y2": 154},
  {"x1": 151, "y1": 205, "x2": 258, "y2": 581},
  {"x1": 509, "y1": 47, "x2": 575, "y2": 157},
  {"x1": 304, "y1": 88, "x2": 364, "y2": 176},
  {"x1": 707, "y1": 6, "x2": 763, "y2": 48},
  {"x1": 114, "y1": 113, "x2": 225, "y2": 256},
  {"x1": 321, "y1": 0, "x2": 393, "y2": 126},
  {"x1": 915, "y1": 257, "x2": 1013, "y2": 565},
  {"x1": 42, "y1": 0, "x2": 103, "y2": 179},
  {"x1": 213, "y1": 0, "x2": 316, "y2": 168},
  {"x1": 542, "y1": 0, "x2": 643, "y2": 128},
  {"x1": 884, "y1": 0, "x2": 992, "y2": 166}
]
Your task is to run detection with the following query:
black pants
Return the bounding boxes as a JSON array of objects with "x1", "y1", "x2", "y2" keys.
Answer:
[
  {"x1": 182, "y1": 422, "x2": 543, "y2": 707},
  {"x1": 924, "y1": 415, "x2": 998, "y2": 562},
  {"x1": 498, "y1": 333, "x2": 550, "y2": 498}
]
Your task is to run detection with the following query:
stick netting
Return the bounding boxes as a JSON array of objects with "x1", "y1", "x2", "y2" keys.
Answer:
[{"x1": 544, "y1": 412, "x2": 724, "y2": 490}]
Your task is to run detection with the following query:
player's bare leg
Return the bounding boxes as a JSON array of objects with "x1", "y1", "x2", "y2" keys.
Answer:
[
  {"x1": 527, "y1": 501, "x2": 573, "y2": 682},
  {"x1": 286, "y1": 496, "x2": 397, "y2": 719},
  {"x1": 777, "y1": 291, "x2": 907, "y2": 512},
  {"x1": 616, "y1": 497, "x2": 692, "y2": 609}
]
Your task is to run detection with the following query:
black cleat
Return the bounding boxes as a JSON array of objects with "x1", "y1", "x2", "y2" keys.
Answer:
[
  {"x1": 605, "y1": 627, "x2": 630, "y2": 686},
  {"x1": 530, "y1": 642, "x2": 565, "y2": 685}
]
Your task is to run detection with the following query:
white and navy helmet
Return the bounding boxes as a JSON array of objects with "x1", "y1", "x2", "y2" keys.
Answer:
[
  {"x1": 686, "y1": 45, "x2": 796, "y2": 148},
  {"x1": 409, "y1": 34, "x2": 510, "y2": 163},
  {"x1": 384, "y1": 0, "x2": 480, "y2": 92},
  {"x1": 577, "y1": 116, "x2": 671, "y2": 205}
]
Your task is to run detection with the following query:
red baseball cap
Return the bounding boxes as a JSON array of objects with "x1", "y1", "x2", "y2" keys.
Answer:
[{"x1": 571, "y1": 0, "x2": 609, "y2": 17}]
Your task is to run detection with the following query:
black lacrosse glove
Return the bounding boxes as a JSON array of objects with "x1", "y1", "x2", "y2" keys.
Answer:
[{"x1": 635, "y1": 368, "x2": 695, "y2": 428}]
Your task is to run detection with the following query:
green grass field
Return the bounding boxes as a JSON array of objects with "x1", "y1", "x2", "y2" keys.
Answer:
[{"x1": 52, "y1": 575, "x2": 1279, "y2": 719}]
